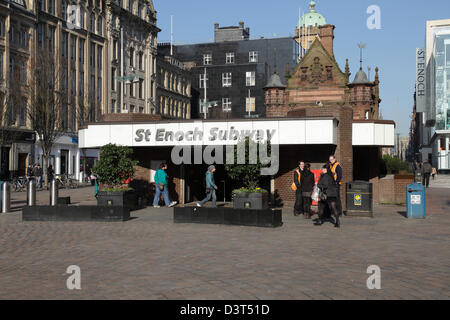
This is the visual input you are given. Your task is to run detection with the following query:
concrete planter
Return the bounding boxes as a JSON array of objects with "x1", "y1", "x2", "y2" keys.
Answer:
[
  {"x1": 174, "y1": 207, "x2": 282, "y2": 228},
  {"x1": 233, "y1": 192, "x2": 269, "y2": 210},
  {"x1": 97, "y1": 190, "x2": 139, "y2": 211},
  {"x1": 22, "y1": 206, "x2": 130, "y2": 222}
]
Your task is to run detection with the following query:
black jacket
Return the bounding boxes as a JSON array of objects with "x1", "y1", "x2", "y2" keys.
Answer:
[
  {"x1": 318, "y1": 173, "x2": 338, "y2": 198},
  {"x1": 421, "y1": 162, "x2": 432, "y2": 174},
  {"x1": 301, "y1": 169, "x2": 315, "y2": 193},
  {"x1": 294, "y1": 170, "x2": 302, "y2": 190}
]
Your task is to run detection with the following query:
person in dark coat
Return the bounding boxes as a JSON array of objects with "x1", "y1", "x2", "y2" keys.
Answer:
[
  {"x1": 421, "y1": 160, "x2": 432, "y2": 188},
  {"x1": 314, "y1": 165, "x2": 341, "y2": 228},
  {"x1": 301, "y1": 163, "x2": 315, "y2": 219},
  {"x1": 47, "y1": 165, "x2": 55, "y2": 183},
  {"x1": 293, "y1": 161, "x2": 305, "y2": 216}
]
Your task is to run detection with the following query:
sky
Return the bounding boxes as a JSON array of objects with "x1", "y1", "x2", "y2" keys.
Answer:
[{"x1": 154, "y1": 0, "x2": 450, "y2": 137}]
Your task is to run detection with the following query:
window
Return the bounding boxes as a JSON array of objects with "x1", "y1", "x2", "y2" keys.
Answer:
[
  {"x1": 111, "y1": 67, "x2": 116, "y2": 91},
  {"x1": 130, "y1": 104, "x2": 135, "y2": 113},
  {"x1": 19, "y1": 103, "x2": 26, "y2": 126},
  {"x1": 129, "y1": 48, "x2": 134, "y2": 67},
  {"x1": 70, "y1": 35, "x2": 76, "y2": 61},
  {"x1": 138, "y1": 52, "x2": 143, "y2": 70},
  {"x1": 40, "y1": 0, "x2": 45, "y2": 11},
  {"x1": 199, "y1": 73, "x2": 208, "y2": 88},
  {"x1": 249, "y1": 51, "x2": 258, "y2": 63},
  {"x1": 139, "y1": 79, "x2": 143, "y2": 99},
  {"x1": 0, "y1": 51, "x2": 3, "y2": 80},
  {"x1": 0, "y1": 19, "x2": 5, "y2": 37},
  {"x1": 203, "y1": 54, "x2": 212, "y2": 65},
  {"x1": 49, "y1": 0, "x2": 55, "y2": 15},
  {"x1": 79, "y1": 39, "x2": 85, "y2": 65},
  {"x1": 90, "y1": 43, "x2": 95, "y2": 67},
  {"x1": 49, "y1": 26, "x2": 55, "y2": 52},
  {"x1": 97, "y1": 17, "x2": 102, "y2": 36},
  {"x1": 139, "y1": 106, "x2": 144, "y2": 113},
  {"x1": 246, "y1": 97, "x2": 255, "y2": 113},
  {"x1": 226, "y1": 52, "x2": 235, "y2": 64},
  {"x1": 61, "y1": 32, "x2": 68, "y2": 58},
  {"x1": 90, "y1": 14, "x2": 95, "y2": 33},
  {"x1": 113, "y1": 40, "x2": 118, "y2": 60},
  {"x1": 80, "y1": 9, "x2": 85, "y2": 29},
  {"x1": 222, "y1": 72, "x2": 232, "y2": 87},
  {"x1": 98, "y1": 77, "x2": 102, "y2": 101},
  {"x1": 111, "y1": 99, "x2": 116, "y2": 113},
  {"x1": 129, "y1": 81, "x2": 134, "y2": 97},
  {"x1": 246, "y1": 71, "x2": 255, "y2": 87},
  {"x1": 97, "y1": 47, "x2": 102, "y2": 70},
  {"x1": 222, "y1": 98, "x2": 231, "y2": 113}
]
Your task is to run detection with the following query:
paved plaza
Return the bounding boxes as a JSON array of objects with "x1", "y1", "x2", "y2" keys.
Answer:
[{"x1": 0, "y1": 177, "x2": 449, "y2": 300}]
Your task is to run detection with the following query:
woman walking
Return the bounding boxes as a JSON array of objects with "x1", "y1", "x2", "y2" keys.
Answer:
[
  {"x1": 314, "y1": 164, "x2": 341, "y2": 228},
  {"x1": 301, "y1": 163, "x2": 315, "y2": 219},
  {"x1": 153, "y1": 163, "x2": 177, "y2": 208}
]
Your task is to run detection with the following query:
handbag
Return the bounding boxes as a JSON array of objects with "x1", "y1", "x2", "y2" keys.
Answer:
[
  {"x1": 311, "y1": 185, "x2": 319, "y2": 202},
  {"x1": 319, "y1": 189, "x2": 327, "y2": 201}
]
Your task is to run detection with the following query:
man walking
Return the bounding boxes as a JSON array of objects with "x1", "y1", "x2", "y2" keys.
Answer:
[
  {"x1": 329, "y1": 155, "x2": 343, "y2": 215},
  {"x1": 153, "y1": 163, "x2": 177, "y2": 208},
  {"x1": 421, "y1": 160, "x2": 432, "y2": 188},
  {"x1": 32, "y1": 163, "x2": 43, "y2": 189},
  {"x1": 197, "y1": 165, "x2": 218, "y2": 208}
]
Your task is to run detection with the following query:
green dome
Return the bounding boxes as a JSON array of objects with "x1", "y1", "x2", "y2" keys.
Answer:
[{"x1": 298, "y1": 1, "x2": 327, "y2": 28}]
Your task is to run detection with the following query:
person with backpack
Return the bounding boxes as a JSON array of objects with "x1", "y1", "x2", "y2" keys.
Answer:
[
  {"x1": 153, "y1": 163, "x2": 177, "y2": 208},
  {"x1": 314, "y1": 164, "x2": 341, "y2": 228},
  {"x1": 197, "y1": 165, "x2": 218, "y2": 208},
  {"x1": 301, "y1": 163, "x2": 315, "y2": 219},
  {"x1": 293, "y1": 161, "x2": 305, "y2": 216}
]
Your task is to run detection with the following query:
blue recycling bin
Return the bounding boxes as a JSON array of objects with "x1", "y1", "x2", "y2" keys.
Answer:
[{"x1": 406, "y1": 183, "x2": 426, "y2": 219}]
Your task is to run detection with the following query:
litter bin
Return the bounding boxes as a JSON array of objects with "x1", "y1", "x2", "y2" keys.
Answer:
[
  {"x1": 346, "y1": 181, "x2": 373, "y2": 217},
  {"x1": 406, "y1": 183, "x2": 426, "y2": 219}
]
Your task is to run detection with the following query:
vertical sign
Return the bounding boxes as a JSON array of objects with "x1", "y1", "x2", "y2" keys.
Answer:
[{"x1": 416, "y1": 48, "x2": 426, "y2": 112}]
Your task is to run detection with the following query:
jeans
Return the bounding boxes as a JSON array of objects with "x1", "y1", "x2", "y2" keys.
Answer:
[
  {"x1": 153, "y1": 185, "x2": 171, "y2": 206},
  {"x1": 200, "y1": 189, "x2": 217, "y2": 208},
  {"x1": 36, "y1": 176, "x2": 42, "y2": 188}
]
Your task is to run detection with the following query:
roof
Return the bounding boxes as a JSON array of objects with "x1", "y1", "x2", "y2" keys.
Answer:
[
  {"x1": 298, "y1": 1, "x2": 327, "y2": 28},
  {"x1": 352, "y1": 68, "x2": 370, "y2": 84},
  {"x1": 264, "y1": 73, "x2": 286, "y2": 89}
]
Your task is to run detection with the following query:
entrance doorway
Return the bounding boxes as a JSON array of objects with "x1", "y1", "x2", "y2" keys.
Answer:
[
  {"x1": 184, "y1": 164, "x2": 233, "y2": 203},
  {"x1": 18, "y1": 153, "x2": 28, "y2": 176},
  {"x1": 60, "y1": 150, "x2": 69, "y2": 175}
]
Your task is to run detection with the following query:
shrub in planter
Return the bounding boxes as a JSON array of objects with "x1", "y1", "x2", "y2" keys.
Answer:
[
  {"x1": 92, "y1": 144, "x2": 139, "y2": 209},
  {"x1": 225, "y1": 138, "x2": 272, "y2": 209}
]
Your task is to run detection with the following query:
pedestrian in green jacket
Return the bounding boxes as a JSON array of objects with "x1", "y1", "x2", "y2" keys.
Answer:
[
  {"x1": 197, "y1": 165, "x2": 218, "y2": 208},
  {"x1": 153, "y1": 163, "x2": 177, "y2": 208}
]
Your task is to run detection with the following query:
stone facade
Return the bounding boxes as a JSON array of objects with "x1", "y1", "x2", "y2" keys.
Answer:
[
  {"x1": 105, "y1": 0, "x2": 160, "y2": 115},
  {"x1": 156, "y1": 44, "x2": 191, "y2": 119}
]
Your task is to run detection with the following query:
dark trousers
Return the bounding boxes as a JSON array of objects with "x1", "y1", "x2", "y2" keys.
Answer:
[
  {"x1": 318, "y1": 197, "x2": 340, "y2": 223},
  {"x1": 336, "y1": 184, "x2": 343, "y2": 215},
  {"x1": 422, "y1": 173, "x2": 431, "y2": 188},
  {"x1": 294, "y1": 189, "x2": 303, "y2": 214},
  {"x1": 302, "y1": 196, "x2": 312, "y2": 215}
]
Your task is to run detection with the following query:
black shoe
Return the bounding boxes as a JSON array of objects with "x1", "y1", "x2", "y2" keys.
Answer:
[
  {"x1": 313, "y1": 219, "x2": 323, "y2": 226},
  {"x1": 334, "y1": 219, "x2": 340, "y2": 228}
]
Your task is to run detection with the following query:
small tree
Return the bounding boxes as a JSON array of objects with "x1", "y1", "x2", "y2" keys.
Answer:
[
  {"x1": 92, "y1": 144, "x2": 138, "y2": 191},
  {"x1": 26, "y1": 51, "x2": 67, "y2": 187},
  {"x1": 225, "y1": 138, "x2": 270, "y2": 192}
]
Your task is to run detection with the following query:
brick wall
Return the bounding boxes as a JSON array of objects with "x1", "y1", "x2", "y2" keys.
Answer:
[
  {"x1": 101, "y1": 113, "x2": 162, "y2": 123},
  {"x1": 375, "y1": 174, "x2": 414, "y2": 204}
]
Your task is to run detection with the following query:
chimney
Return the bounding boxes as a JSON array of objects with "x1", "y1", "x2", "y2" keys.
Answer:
[
  {"x1": 239, "y1": 21, "x2": 244, "y2": 29},
  {"x1": 214, "y1": 22, "x2": 219, "y2": 30}
]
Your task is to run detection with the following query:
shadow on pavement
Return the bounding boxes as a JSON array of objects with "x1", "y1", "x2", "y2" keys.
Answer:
[{"x1": 397, "y1": 211, "x2": 407, "y2": 218}]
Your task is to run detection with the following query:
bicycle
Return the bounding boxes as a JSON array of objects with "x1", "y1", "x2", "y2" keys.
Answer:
[{"x1": 12, "y1": 176, "x2": 28, "y2": 192}]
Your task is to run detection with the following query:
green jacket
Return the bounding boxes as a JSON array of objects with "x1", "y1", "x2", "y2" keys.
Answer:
[
  {"x1": 205, "y1": 171, "x2": 216, "y2": 189},
  {"x1": 155, "y1": 169, "x2": 168, "y2": 186}
]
